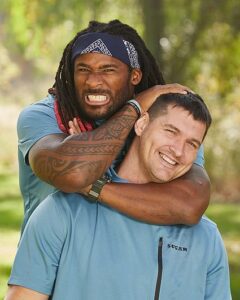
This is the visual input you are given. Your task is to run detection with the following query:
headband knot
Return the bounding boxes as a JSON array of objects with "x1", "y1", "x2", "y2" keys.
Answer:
[{"x1": 71, "y1": 32, "x2": 140, "y2": 69}]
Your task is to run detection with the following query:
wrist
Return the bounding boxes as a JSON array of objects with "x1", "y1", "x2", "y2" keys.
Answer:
[
  {"x1": 88, "y1": 174, "x2": 112, "y2": 202},
  {"x1": 126, "y1": 99, "x2": 142, "y2": 118}
]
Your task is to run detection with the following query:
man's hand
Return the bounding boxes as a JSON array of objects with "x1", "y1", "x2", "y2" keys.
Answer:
[
  {"x1": 68, "y1": 118, "x2": 82, "y2": 135},
  {"x1": 136, "y1": 83, "x2": 193, "y2": 112}
]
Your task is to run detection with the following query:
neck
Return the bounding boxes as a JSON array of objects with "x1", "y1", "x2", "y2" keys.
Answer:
[{"x1": 117, "y1": 139, "x2": 149, "y2": 184}]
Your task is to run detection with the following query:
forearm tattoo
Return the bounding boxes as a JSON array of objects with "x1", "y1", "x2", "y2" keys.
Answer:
[{"x1": 34, "y1": 106, "x2": 137, "y2": 185}]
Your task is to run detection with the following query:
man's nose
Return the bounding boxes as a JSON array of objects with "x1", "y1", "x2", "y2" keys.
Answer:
[
  {"x1": 85, "y1": 71, "x2": 103, "y2": 88},
  {"x1": 169, "y1": 139, "x2": 185, "y2": 158}
]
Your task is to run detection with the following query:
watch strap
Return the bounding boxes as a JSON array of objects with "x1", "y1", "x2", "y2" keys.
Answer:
[{"x1": 88, "y1": 175, "x2": 111, "y2": 202}]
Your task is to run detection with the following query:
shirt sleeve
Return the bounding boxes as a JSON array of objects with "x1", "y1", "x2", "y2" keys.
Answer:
[
  {"x1": 205, "y1": 228, "x2": 232, "y2": 299},
  {"x1": 8, "y1": 194, "x2": 67, "y2": 295},
  {"x1": 17, "y1": 97, "x2": 63, "y2": 164},
  {"x1": 193, "y1": 144, "x2": 204, "y2": 167}
]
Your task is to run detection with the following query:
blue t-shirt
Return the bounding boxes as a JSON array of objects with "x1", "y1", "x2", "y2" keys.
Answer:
[
  {"x1": 17, "y1": 95, "x2": 62, "y2": 230},
  {"x1": 18, "y1": 95, "x2": 205, "y2": 229},
  {"x1": 9, "y1": 168, "x2": 231, "y2": 300}
]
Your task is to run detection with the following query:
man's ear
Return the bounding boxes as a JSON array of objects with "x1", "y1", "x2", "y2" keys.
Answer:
[
  {"x1": 130, "y1": 69, "x2": 142, "y2": 85},
  {"x1": 134, "y1": 112, "x2": 150, "y2": 136}
]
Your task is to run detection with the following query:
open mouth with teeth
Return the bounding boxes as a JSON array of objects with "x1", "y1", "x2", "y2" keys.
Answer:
[
  {"x1": 85, "y1": 94, "x2": 110, "y2": 106},
  {"x1": 160, "y1": 153, "x2": 177, "y2": 166}
]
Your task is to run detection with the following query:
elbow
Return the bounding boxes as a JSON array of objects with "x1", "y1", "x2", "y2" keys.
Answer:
[
  {"x1": 43, "y1": 174, "x2": 89, "y2": 193},
  {"x1": 30, "y1": 159, "x2": 86, "y2": 193},
  {"x1": 183, "y1": 209, "x2": 203, "y2": 226},
  {"x1": 182, "y1": 204, "x2": 207, "y2": 226},
  {"x1": 29, "y1": 151, "x2": 93, "y2": 193},
  {"x1": 183, "y1": 179, "x2": 211, "y2": 226},
  {"x1": 48, "y1": 175, "x2": 89, "y2": 193}
]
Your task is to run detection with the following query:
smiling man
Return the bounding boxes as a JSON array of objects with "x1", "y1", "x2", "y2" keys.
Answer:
[
  {"x1": 120, "y1": 95, "x2": 206, "y2": 184},
  {"x1": 5, "y1": 92, "x2": 231, "y2": 300}
]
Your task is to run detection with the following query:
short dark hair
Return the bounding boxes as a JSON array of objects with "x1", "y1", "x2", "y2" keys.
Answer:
[
  {"x1": 52, "y1": 19, "x2": 165, "y2": 129},
  {"x1": 148, "y1": 92, "x2": 212, "y2": 140}
]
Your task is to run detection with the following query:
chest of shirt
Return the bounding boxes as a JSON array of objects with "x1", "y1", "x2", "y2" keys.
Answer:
[{"x1": 54, "y1": 202, "x2": 210, "y2": 299}]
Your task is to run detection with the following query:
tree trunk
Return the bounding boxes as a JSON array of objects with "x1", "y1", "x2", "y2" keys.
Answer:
[{"x1": 139, "y1": 0, "x2": 165, "y2": 71}]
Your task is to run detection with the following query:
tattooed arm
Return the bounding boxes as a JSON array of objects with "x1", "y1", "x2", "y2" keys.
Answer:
[{"x1": 29, "y1": 105, "x2": 136, "y2": 192}]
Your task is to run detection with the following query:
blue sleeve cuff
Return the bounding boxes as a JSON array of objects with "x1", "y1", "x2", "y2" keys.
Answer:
[{"x1": 194, "y1": 145, "x2": 204, "y2": 167}]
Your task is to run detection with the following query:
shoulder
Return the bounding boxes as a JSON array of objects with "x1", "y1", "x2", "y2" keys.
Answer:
[
  {"x1": 200, "y1": 215, "x2": 217, "y2": 227},
  {"x1": 17, "y1": 94, "x2": 62, "y2": 147},
  {"x1": 179, "y1": 215, "x2": 221, "y2": 246},
  {"x1": 193, "y1": 216, "x2": 225, "y2": 252},
  {"x1": 199, "y1": 215, "x2": 221, "y2": 232},
  {"x1": 18, "y1": 94, "x2": 55, "y2": 123},
  {"x1": 30, "y1": 191, "x2": 94, "y2": 227},
  {"x1": 195, "y1": 215, "x2": 219, "y2": 235}
]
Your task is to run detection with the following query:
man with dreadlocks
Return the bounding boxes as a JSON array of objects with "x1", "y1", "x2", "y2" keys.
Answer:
[{"x1": 17, "y1": 20, "x2": 210, "y2": 231}]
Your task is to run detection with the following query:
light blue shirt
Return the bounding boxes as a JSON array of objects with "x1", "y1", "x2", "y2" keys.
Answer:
[
  {"x1": 9, "y1": 168, "x2": 231, "y2": 299},
  {"x1": 17, "y1": 95, "x2": 62, "y2": 230}
]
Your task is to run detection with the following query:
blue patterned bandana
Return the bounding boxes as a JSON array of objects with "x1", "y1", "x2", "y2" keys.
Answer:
[{"x1": 71, "y1": 32, "x2": 141, "y2": 69}]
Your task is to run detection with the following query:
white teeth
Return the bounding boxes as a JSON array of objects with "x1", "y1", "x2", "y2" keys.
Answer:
[
  {"x1": 88, "y1": 95, "x2": 107, "y2": 102},
  {"x1": 160, "y1": 154, "x2": 176, "y2": 165}
]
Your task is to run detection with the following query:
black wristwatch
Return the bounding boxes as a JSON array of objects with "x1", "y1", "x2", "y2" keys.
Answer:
[{"x1": 88, "y1": 175, "x2": 111, "y2": 202}]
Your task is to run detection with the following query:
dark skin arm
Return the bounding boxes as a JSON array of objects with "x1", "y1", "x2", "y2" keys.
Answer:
[
  {"x1": 99, "y1": 164, "x2": 210, "y2": 225},
  {"x1": 29, "y1": 104, "x2": 137, "y2": 192}
]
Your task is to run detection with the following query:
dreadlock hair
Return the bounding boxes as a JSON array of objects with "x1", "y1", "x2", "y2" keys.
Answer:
[{"x1": 52, "y1": 19, "x2": 165, "y2": 129}]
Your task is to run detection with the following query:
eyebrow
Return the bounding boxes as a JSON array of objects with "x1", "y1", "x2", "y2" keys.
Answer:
[
  {"x1": 75, "y1": 62, "x2": 119, "y2": 69},
  {"x1": 165, "y1": 124, "x2": 202, "y2": 147}
]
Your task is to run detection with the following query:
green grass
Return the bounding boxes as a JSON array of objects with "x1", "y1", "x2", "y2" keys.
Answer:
[
  {"x1": 0, "y1": 172, "x2": 240, "y2": 299},
  {"x1": 0, "y1": 172, "x2": 22, "y2": 299}
]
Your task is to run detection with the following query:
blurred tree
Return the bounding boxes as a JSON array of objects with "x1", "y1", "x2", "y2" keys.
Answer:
[
  {"x1": 139, "y1": 0, "x2": 165, "y2": 71},
  {"x1": 138, "y1": 0, "x2": 240, "y2": 83},
  {"x1": 0, "y1": 0, "x2": 240, "y2": 198}
]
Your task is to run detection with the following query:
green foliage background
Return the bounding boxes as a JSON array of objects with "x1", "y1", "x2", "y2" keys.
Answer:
[
  {"x1": 1, "y1": 0, "x2": 240, "y2": 198},
  {"x1": 0, "y1": 0, "x2": 239, "y2": 298}
]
